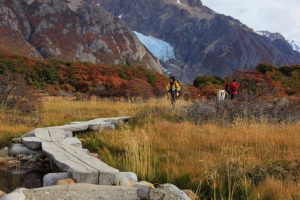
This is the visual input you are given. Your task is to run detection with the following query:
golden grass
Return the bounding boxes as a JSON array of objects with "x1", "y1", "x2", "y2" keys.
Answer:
[
  {"x1": 0, "y1": 96, "x2": 189, "y2": 147},
  {"x1": 1, "y1": 96, "x2": 300, "y2": 199},
  {"x1": 83, "y1": 120, "x2": 300, "y2": 179},
  {"x1": 255, "y1": 178, "x2": 300, "y2": 200}
]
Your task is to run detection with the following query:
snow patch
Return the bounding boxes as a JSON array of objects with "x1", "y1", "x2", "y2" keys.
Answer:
[
  {"x1": 133, "y1": 31, "x2": 176, "y2": 62},
  {"x1": 288, "y1": 40, "x2": 300, "y2": 53}
]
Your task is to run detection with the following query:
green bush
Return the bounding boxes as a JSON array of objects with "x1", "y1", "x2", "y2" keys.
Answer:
[
  {"x1": 256, "y1": 63, "x2": 277, "y2": 74},
  {"x1": 279, "y1": 65, "x2": 300, "y2": 77},
  {"x1": 193, "y1": 76, "x2": 224, "y2": 88}
]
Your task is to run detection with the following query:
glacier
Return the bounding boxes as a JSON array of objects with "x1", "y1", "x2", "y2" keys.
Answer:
[{"x1": 133, "y1": 31, "x2": 176, "y2": 62}]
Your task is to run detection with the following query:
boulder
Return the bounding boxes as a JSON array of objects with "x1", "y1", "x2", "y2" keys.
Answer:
[
  {"x1": 154, "y1": 184, "x2": 191, "y2": 200},
  {"x1": 136, "y1": 181, "x2": 155, "y2": 199},
  {"x1": 9, "y1": 144, "x2": 41, "y2": 157},
  {"x1": 114, "y1": 175, "x2": 132, "y2": 187},
  {"x1": 56, "y1": 178, "x2": 76, "y2": 185},
  {"x1": 135, "y1": 181, "x2": 155, "y2": 189},
  {"x1": 43, "y1": 173, "x2": 71, "y2": 187},
  {"x1": 119, "y1": 172, "x2": 138, "y2": 182},
  {"x1": 0, "y1": 147, "x2": 8, "y2": 157},
  {"x1": 21, "y1": 137, "x2": 42, "y2": 150}
]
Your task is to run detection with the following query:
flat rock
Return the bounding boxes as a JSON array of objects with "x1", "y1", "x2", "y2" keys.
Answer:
[
  {"x1": 42, "y1": 141, "x2": 119, "y2": 184},
  {"x1": 20, "y1": 184, "x2": 139, "y2": 200}
]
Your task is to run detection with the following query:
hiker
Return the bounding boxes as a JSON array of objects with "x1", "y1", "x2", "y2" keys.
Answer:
[
  {"x1": 217, "y1": 89, "x2": 227, "y2": 101},
  {"x1": 229, "y1": 79, "x2": 240, "y2": 99},
  {"x1": 166, "y1": 76, "x2": 181, "y2": 106}
]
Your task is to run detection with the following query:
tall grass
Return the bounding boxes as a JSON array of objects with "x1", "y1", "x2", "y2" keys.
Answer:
[
  {"x1": 80, "y1": 98, "x2": 300, "y2": 199},
  {"x1": 0, "y1": 96, "x2": 186, "y2": 147},
  {"x1": 1, "y1": 96, "x2": 300, "y2": 199}
]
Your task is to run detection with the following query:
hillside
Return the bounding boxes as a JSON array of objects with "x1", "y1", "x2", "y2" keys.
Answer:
[
  {"x1": 1, "y1": 50, "x2": 300, "y2": 101},
  {"x1": 0, "y1": 0, "x2": 162, "y2": 73},
  {"x1": 0, "y1": 51, "x2": 167, "y2": 98},
  {"x1": 98, "y1": 0, "x2": 300, "y2": 82}
]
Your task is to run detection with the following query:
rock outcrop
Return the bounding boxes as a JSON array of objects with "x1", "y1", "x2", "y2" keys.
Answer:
[
  {"x1": 2, "y1": 183, "x2": 192, "y2": 200},
  {"x1": 98, "y1": 0, "x2": 300, "y2": 82},
  {"x1": 0, "y1": 0, "x2": 162, "y2": 73}
]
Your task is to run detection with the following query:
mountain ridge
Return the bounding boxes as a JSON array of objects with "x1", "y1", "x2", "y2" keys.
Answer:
[
  {"x1": 0, "y1": 0, "x2": 163, "y2": 73},
  {"x1": 98, "y1": 0, "x2": 300, "y2": 82}
]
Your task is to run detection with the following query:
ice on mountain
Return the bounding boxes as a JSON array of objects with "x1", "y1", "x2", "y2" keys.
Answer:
[
  {"x1": 288, "y1": 40, "x2": 300, "y2": 53},
  {"x1": 134, "y1": 31, "x2": 176, "y2": 62}
]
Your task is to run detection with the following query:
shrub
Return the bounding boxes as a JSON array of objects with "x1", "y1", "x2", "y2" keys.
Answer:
[
  {"x1": 193, "y1": 76, "x2": 224, "y2": 88},
  {"x1": 256, "y1": 63, "x2": 277, "y2": 74},
  {"x1": 186, "y1": 98, "x2": 300, "y2": 124},
  {"x1": 0, "y1": 71, "x2": 41, "y2": 113},
  {"x1": 279, "y1": 65, "x2": 300, "y2": 77}
]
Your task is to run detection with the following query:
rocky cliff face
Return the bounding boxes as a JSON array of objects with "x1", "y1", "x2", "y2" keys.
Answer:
[
  {"x1": 0, "y1": 0, "x2": 162, "y2": 73},
  {"x1": 98, "y1": 0, "x2": 300, "y2": 82}
]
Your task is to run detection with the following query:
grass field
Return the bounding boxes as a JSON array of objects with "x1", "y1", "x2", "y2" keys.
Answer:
[{"x1": 1, "y1": 97, "x2": 300, "y2": 199}]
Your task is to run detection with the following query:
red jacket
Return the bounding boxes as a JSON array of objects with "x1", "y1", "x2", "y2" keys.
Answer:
[{"x1": 229, "y1": 82, "x2": 240, "y2": 94}]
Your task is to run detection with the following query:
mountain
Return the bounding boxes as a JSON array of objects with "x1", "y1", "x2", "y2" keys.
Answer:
[
  {"x1": 288, "y1": 40, "x2": 300, "y2": 53},
  {"x1": 256, "y1": 31, "x2": 285, "y2": 41},
  {"x1": 0, "y1": 0, "x2": 162, "y2": 73},
  {"x1": 257, "y1": 31, "x2": 300, "y2": 53},
  {"x1": 98, "y1": 0, "x2": 300, "y2": 82}
]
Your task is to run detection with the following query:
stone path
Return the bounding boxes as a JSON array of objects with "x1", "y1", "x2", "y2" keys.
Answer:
[
  {"x1": 19, "y1": 117, "x2": 129, "y2": 185},
  {"x1": 2, "y1": 117, "x2": 193, "y2": 200}
]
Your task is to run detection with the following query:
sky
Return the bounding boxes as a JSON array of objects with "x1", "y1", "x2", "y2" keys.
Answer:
[{"x1": 201, "y1": 0, "x2": 300, "y2": 41}]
